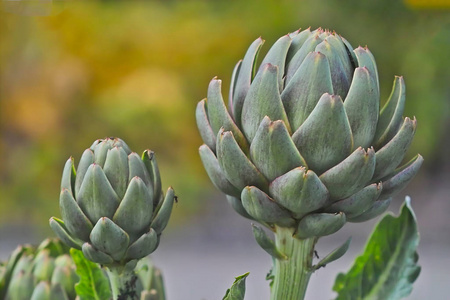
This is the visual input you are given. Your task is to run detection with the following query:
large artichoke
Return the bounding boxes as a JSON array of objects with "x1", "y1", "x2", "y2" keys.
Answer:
[
  {"x1": 196, "y1": 28, "x2": 423, "y2": 237},
  {"x1": 0, "y1": 239, "x2": 78, "y2": 300},
  {"x1": 50, "y1": 138, "x2": 175, "y2": 266}
]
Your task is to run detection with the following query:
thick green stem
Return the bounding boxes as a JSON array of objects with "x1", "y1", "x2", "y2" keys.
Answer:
[
  {"x1": 270, "y1": 226, "x2": 317, "y2": 300},
  {"x1": 106, "y1": 265, "x2": 140, "y2": 300}
]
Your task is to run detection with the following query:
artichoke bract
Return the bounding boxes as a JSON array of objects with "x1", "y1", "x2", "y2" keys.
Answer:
[
  {"x1": 50, "y1": 138, "x2": 175, "y2": 266},
  {"x1": 0, "y1": 239, "x2": 78, "y2": 300},
  {"x1": 196, "y1": 28, "x2": 423, "y2": 237}
]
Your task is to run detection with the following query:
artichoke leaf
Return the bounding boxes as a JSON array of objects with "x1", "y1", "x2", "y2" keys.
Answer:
[
  {"x1": 128, "y1": 152, "x2": 152, "y2": 188},
  {"x1": 103, "y1": 146, "x2": 129, "y2": 199},
  {"x1": 74, "y1": 149, "x2": 94, "y2": 197},
  {"x1": 150, "y1": 187, "x2": 175, "y2": 234},
  {"x1": 285, "y1": 32, "x2": 322, "y2": 85},
  {"x1": 196, "y1": 99, "x2": 217, "y2": 152},
  {"x1": 258, "y1": 34, "x2": 292, "y2": 92},
  {"x1": 286, "y1": 28, "x2": 312, "y2": 64},
  {"x1": 337, "y1": 35, "x2": 357, "y2": 69},
  {"x1": 379, "y1": 154, "x2": 423, "y2": 200},
  {"x1": 113, "y1": 177, "x2": 153, "y2": 243},
  {"x1": 30, "y1": 281, "x2": 51, "y2": 300},
  {"x1": 90, "y1": 217, "x2": 130, "y2": 261},
  {"x1": 59, "y1": 189, "x2": 93, "y2": 241},
  {"x1": 226, "y1": 196, "x2": 255, "y2": 221},
  {"x1": 49, "y1": 218, "x2": 82, "y2": 250},
  {"x1": 125, "y1": 229, "x2": 158, "y2": 260},
  {"x1": 142, "y1": 150, "x2": 163, "y2": 207},
  {"x1": 207, "y1": 78, "x2": 249, "y2": 151},
  {"x1": 295, "y1": 212, "x2": 346, "y2": 239},
  {"x1": 61, "y1": 157, "x2": 76, "y2": 195},
  {"x1": 347, "y1": 198, "x2": 392, "y2": 223},
  {"x1": 325, "y1": 183, "x2": 382, "y2": 218},
  {"x1": 372, "y1": 117, "x2": 416, "y2": 181},
  {"x1": 344, "y1": 67, "x2": 379, "y2": 149},
  {"x1": 315, "y1": 36, "x2": 352, "y2": 99},
  {"x1": 77, "y1": 164, "x2": 120, "y2": 224},
  {"x1": 292, "y1": 93, "x2": 353, "y2": 175},
  {"x1": 250, "y1": 117, "x2": 306, "y2": 182},
  {"x1": 354, "y1": 46, "x2": 380, "y2": 94},
  {"x1": 269, "y1": 167, "x2": 329, "y2": 218},
  {"x1": 49, "y1": 284, "x2": 69, "y2": 300},
  {"x1": 241, "y1": 63, "x2": 290, "y2": 142},
  {"x1": 281, "y1": 51, "x2": 334, "y2": 131},
  {"x1": 217, "y1": 129, "x2": 269, "y2": 192},
  {"x1": 228, "y1": 60, "x2": 242, "y2": 118},
  {"x1": 199, "y1": 145, "x2": 241, "y2": 197},
  {"x1": 313, "y1": 237, "x2": 351, "y2": 270},
  {"x1": 319, "y1": 147, "x2": 376, "y2": 201},
  {"x1": 81, "y1": 243, "x2": 114, "y2": 265},
  {"x1": 252, "y1": 224, "x2": 287, "y2": 260},
  {"x1": 92, "y1": 141, "x2": 114, "y2": 167},
  {"x1": 241, "y1": 186, "x2": 295, "y2": 227},
  {"x1": 373, "y1": 76, "x2": 406, "y2": 149},
  {"x1": 232, "y1": 37, "x2": 264, "y2": 127}
]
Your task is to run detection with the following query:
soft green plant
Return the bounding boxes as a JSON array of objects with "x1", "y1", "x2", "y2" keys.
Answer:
[
  {"x1": 0, "y1": 237, "x2": 166, "y2": 300},
  {"x1": 196, "y1": 27, "x2": 422, "y2": 299},
  {"x1": 49, "y1": 137, "x2": 174, "y2": 299},
  {"x1": 0, "y1": 238, "x2": 78, "y2": 300}
]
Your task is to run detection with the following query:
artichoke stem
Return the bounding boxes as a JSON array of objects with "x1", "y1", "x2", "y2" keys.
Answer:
[
  {"x1": 270, "y1": 226, "x2": 317, "y2": 300},
  {"x1": 106, "y1": 265, "x2": 141, "y2": 300}
]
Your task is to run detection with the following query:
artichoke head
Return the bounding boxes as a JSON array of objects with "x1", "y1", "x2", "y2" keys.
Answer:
[
  {"x1": 0, "y1": 238, "x2": 78, "y2": 300},
  {"x1": 50, "y1": 138, "x2": 175, "y2": 265},
  {"x1": 196, "y1": 28, "x2": 423, "y2": 238}
]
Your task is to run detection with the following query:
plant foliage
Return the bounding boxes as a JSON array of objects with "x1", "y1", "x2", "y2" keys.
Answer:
[{"x1": 333, "y1": 197, "x2": 420, "y2": 300}]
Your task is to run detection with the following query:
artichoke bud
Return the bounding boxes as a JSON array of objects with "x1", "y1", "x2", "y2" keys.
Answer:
[
  {"x1": 197, "y1": 28, "x2": 422, "y2": 238},
  {"x1": 1, "y1": 239, "x2": 78, "y2": 300},
  {"x1": 32, "y1": 250, "x2": 55, "y2": 281},
  {"x1": 51, "y1": 137, "x2": 174, "y2": 265}
]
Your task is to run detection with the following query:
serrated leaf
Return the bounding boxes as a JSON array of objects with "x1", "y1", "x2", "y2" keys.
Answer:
[
  {"x1": 70, "y1": 248, "x2": 112, "y2": 300},
  {"x1": 333, "y1": 197, "x2": 420, "y2": 300},
  {"x1": 223, "y1": 272, "x2": 249, "y2": 300}
]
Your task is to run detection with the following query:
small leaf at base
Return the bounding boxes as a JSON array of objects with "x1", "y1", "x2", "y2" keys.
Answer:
[
  {"x1": 313, "y1": 237, "x2": 351, "y2": 270},
  {"x1": 223, "y1": 272, "x2": 250, "y2": 300}
]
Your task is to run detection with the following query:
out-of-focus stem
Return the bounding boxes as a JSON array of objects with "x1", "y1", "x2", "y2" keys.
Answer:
[{"x1": 106, "y1": 265, "x2": 140, "y2": 300}]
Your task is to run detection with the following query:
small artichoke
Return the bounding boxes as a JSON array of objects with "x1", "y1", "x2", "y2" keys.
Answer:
[
  {"x1": 50, "y1": 138, "x2": 175, "y2": 266},
  {"x1": 0, "y1": 238, "x2": 78, "y2": 300},
  {"x1": 196, "y1": 28, "x2": 423, "y2": 237}
]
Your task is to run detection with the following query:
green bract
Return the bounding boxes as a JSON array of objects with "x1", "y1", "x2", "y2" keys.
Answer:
[
  {"x1": 196, "y1": 28, "x2": 423, "y2": 237},
  {"x1": 49, "y1": 138, "x2": 175, "y2": 266},
  {"x1": 0, "y1": 239, "x2": 78, "y2": 300}
]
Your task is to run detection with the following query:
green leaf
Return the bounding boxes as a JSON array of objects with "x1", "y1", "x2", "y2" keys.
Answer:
[
  {"x1": 333, "y1": 197, "x2": 420, "y2": 300},
  {"x1": 70, "y1": 248, "x2": 112, "y2": 300},
  {"x1": 313, "y1": 238, "x2": 351, "y2": 271},
  {"x1": 223, "y1": 272, "x2": 249, "y2": 300}
]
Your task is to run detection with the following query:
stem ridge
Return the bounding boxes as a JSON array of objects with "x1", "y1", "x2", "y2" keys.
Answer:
[{"x1": 270, "y1": 227, "x2": 317, "y2": 300}]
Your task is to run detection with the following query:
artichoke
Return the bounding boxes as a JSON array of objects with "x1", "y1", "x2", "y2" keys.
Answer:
[
  {"x1": 50, "y1": 138, "x2": 175, "y2": 266},
  {"x1": 196, "y1": 28, "x2": 423, "y2": 237},
  {"x1": 0, "y1": 238, "x2": 78, "y2": 300}
]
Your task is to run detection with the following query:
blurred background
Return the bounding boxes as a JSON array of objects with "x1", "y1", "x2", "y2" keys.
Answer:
[{"x1": 0, "y1": 0, "x2": 449, "y2": 299}]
